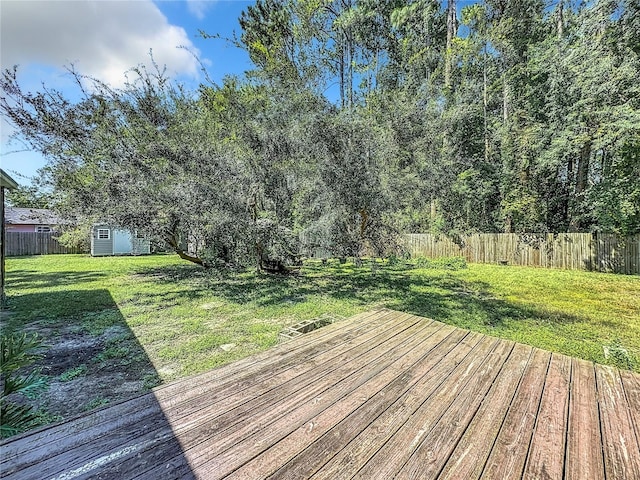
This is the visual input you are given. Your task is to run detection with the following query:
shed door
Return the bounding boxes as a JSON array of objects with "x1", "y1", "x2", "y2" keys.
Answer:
[{"x1": 113, "y1": 229, "x2": 132, "y2": 254}]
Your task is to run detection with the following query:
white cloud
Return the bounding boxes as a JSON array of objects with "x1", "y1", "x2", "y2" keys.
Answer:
[
  {"x1": 0, "y1": 0, "x2": 201, "y2": 88},
  {"x1": 186, "y1": 0, "x2": 213, "y2": 20}
]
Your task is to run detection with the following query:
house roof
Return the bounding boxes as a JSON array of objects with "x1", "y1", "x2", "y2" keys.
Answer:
[
  {"x1": 5, "y1": 207, "x2": 61, "y2": 225},
  {"x1": 0, "y1": 169, "x2": 19, "y2": 190}
]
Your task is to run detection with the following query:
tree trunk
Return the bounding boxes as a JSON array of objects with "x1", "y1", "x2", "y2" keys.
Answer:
[
  {"x1": 569, "y1": 140, "x2": 591, "y2": 231},
  {"x1": 575, "y1": 140, "x2": 591, "y2": 196},
  {"x1": 358, "y1": 209, "x2": 369, "y2": 239},
  {"x1": 483, "y1": 39, "x2": 489, "y2": 163},
  {"x1": 346, "y1": 0, "x2": 354, "y2": 107},
  {"x1": 445, "y1": 0, "x2": 457, "y2": 89},
  {"x1": 430, "y1": 198, "x2": 438, "y2": 227},
  {"x1": 166, "y1": 233, "x2": 205, "y2": 267},
  {"x1": 255, "y1": 241, "x2": 264, "y2": 273},
  {"x1": 556, "y1": 0, "x2": 564, "y2": 38},
  {"x1": 504, "y1": 215, "x2": 512, "y2": 233}
]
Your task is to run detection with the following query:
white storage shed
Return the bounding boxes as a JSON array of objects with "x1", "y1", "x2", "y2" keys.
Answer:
[{"x1": 91, "y1": 225, "x2": 151, "y2": 256}]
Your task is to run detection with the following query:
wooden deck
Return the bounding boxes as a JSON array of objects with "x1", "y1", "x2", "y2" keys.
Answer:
[{"x1": 2, "y1": 309, "x2": 639, "y2": 479}]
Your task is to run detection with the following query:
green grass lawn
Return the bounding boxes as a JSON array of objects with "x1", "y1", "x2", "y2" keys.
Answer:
[{"x1": 4, "y1": 253, "x2": 639, "y2": 383}]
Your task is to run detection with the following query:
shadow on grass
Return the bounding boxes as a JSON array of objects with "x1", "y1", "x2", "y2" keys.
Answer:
[
  {"x1": 135, "y1": 261, "x2": 586, "y2": 330},
  {"x1": 6, "y1": 269, "x2": 108, "y2": 290},
  {"x1": 1, "y1": 289, "x2": 196, "y2": 479}
]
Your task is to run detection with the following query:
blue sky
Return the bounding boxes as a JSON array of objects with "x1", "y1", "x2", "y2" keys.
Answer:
[{"x1": 1, "y1": 0, "x2": 254, "y2": 185}]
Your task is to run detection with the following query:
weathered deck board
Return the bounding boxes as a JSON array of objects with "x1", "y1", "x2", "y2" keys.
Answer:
[
  {"x1": 224, "y1": 324, "x2": 460, "y2": 480},
  {"x1": 522, "y1": 353, "x2": 571, "y2": 480},
  {"x1": 306, "y1": 328, "x2": 474, "y2": 480},
  {"x1": 621, "y1": 370, "x2": 640, "y2": 444},
  {"x1": 1, "y1": 308, "x2": 639, "y2": 480},
  {"x1": 140, "y1": 312, "x2": 429, "y2": 479},
  {"x1": 480, "y1": 348, "x2": 551, "y2": 478},
  {"x1": 437, "y1": 343, "x2": 532, "y2": 480},
  {"x1": 565, "y1": 358, "x2": 606, "y2": 480},
  {"x1": 596, "y1": 364, "x2": 640, "y2": 479},
  {"x1": 350, "y1": 335, "x2": 499, "y2": 479},
  {"x1": 395, "y1": 339, "x2": 515, "y2": 479},
  {"x1": 196, "y1": 321, "x2": 451, "y2": 480}
]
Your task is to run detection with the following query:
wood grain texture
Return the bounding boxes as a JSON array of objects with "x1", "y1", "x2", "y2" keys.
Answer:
[
  {"x1": 438, "y1": 343, "x2": 532, "y2": 480},
  {"x1": 169, "y1": 315, "x2": 435, "y2": 479},
  {"x1": 596, "y1": 364, "x2": 640, "y2": 480},
  {"x1": 395, "y1": 339, "x2": 515, "y2": 479},
  {"x1": 565, "y1": 358, "x2": 605, "y2": 480},
  {"x1": 349, "y1": 334, "x2": 497, "y2": 480},
  {"x1": 522, "y1": 353, "x2": 571, "y2": 480},
  {"x1": 480, "y1": 348, "x2": 551, "y2": 479},
  {"x1": 621, "y1": 370, "x2": 640, "y2": 448},
  {"x1": 225, "y1": 324, "x2": 459, "y2": 480},
  {"x1": 308, "y1": 329, "x2": 477, "y2": 480}
]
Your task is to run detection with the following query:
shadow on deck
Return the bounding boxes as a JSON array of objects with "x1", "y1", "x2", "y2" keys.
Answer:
[{"x1": 0, "y1": 288, "x2": 196, "y2": 480}]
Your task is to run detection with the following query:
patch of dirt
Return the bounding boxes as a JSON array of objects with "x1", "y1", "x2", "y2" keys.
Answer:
[
  {"x1": 39, "y1": 336, "x2": 103, "y2": 376},
  {"x1": 22, "y1": 325, "x2": 161, "y2": 421}
]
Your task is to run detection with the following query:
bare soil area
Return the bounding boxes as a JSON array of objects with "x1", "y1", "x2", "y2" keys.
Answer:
[{"x1": 18, "y1": 321, "x2": 161, "y2": 423}]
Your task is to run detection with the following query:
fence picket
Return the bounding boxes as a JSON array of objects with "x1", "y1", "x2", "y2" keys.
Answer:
[
  {"x1": 4, "y1": 232, "x2": 85, "y2": 256},
  {"x1": 403, "y1": 233, "x2": 640, "y2": 275}
]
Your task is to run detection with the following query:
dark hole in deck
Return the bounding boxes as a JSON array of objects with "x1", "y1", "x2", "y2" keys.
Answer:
[{"x1": 278, "y1": 314, "x2": 342, "y2": 343}]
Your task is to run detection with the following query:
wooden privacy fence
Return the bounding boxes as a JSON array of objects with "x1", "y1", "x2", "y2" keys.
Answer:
[
  {"x1": 4, "y1": 232, "x2": 85, "y2": 256},
  {"x1": 404, "y1": 233, "x2": 640, "y2": 275}
]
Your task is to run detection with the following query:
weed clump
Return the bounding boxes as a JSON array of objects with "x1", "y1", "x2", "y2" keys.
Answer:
[
  {"x1": 604, "y1": 339, "x2": 637, "y2": 370},
  {"x1": 414, "y1": 256, "x2": 468, "y2": 270}
]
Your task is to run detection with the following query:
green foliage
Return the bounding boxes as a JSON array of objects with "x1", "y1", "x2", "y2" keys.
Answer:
[
  {"x1": 386, "y1": 254, "x2": 400, "y2": 266},
  {"x1": 588, "y1": 142, "x2": 640, "y2": 235},
  {"x1": 2, "y1": 0, "x2": 639, "y2": 275},
  {"x1": 142, "y1": 373, "x2": 162, "y2": 390},
  {"x1": 1, "y1": 332, "x2": 43, "y2": 374},
  {"x1": 56, "y1": 224, "x2": 92, "y2": 252},
  {"x1": 97, "y1": 345, "x2": 130, "y2": 361},
  {"x1": 85, "y1": 398, "x2": 110, "y2": 411},
  {"x1": 0, "y1": 333, "x2": 48, "y2": 438},
  {"x1": 5, "y1": 183, "x2": 51, "y2": 209},
  {"x1": 414, "y1": 256, "x2": 468, "y2": 270}
]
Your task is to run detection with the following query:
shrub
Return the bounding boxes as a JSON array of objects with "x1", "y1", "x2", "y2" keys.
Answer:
[
  {"x1": 414, "y1": 256, "x2": 468, "y2": 270},
  {"x1": 0, "y1": 332, "x2": 48, "y2": 438},
  {"x1": 387, "y1": 254, "x2": 399, "y2": 266}
]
